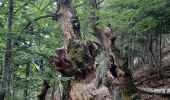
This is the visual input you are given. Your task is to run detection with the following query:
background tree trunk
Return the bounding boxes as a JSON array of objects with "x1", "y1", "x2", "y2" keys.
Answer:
[
  {"x1": 38, "y1": 60, "x2": 50, "y2": 100},
  {"x1": 0, "y1": 0, "x2": 13, "y2": 99},
  {"x1": 24, "y1": 63, "x2": 30, "y2": 100},
  {"x1": 38, "y1": 81, "x2": 50, "y2": 100}
]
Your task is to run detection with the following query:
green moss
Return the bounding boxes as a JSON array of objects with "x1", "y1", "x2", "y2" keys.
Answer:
[
  {"x1": 65, "y1": 40, "x2": 99, "y2": 78},
  {"x1": 67, "y1": 41, "x2": 85, "y2": 72}
]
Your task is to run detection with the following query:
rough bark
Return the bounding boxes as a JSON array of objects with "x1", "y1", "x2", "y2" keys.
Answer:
[
  {"x1": 93, "y1": 24, "x2": 138, "y2": 99},
  {"x1": 0, "y1": 0, "x2": 13, "y2": 99},
  {"x1": 50, "y1": 1, "x2": 111, "y2": 100},
  {"x1": 49, "y1": 0, "x2": 138, "y2": 100},
  {"x1": 57, "y1": 0, "x2": 81, "y2": 49}
]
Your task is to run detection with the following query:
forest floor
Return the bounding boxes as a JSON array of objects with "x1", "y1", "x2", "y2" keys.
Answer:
[
  {"x1": 132, "y1": 63, "x2": 170, "y2": 99},
  {"x1": 132, "y1": 45, "x2": 170, "y2": 99},
  {"x1": 132, "y1": 65, "x2": 170, "y2": 88}
]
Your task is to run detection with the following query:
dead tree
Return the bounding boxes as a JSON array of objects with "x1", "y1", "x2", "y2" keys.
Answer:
[{"x1": 49, "y1": 0, "x2": 138, "y2": 100}]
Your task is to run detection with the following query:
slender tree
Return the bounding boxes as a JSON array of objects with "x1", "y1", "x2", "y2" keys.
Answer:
[
  {"x1": 0, "y1": 0, "x2": 13, "y2": 99},
  {"x1": 24, "y1": 63, "x2": 30, "y2": 100}
]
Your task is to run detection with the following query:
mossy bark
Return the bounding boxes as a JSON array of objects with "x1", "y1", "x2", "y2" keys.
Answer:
[
  {"x1": 50, "y1": 0, "x2": 138, "y2": 99},
  {"x1": 93, "y1": 25, "x2": 138, "y2": 100}
]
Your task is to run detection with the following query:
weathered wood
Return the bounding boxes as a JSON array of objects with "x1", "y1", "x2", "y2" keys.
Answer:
[
  {"x1": 137, "y1": 87, "x2": 170, "y2": 95},
  {"x1": 49, "y1": 40, "x2": 100, "y2": 77},
  {"x1": 50, "y1": 1, "x2": 112, "y2": 99},
  {"x1": 57, "y1": 0, "x2": 81, "y2": 49},
  {"x1": 50, "y1": 0, "x2": 138, "y2": 99},
  {"x1": 93, "y1": 24, "x2": 138, "y2": 99}
]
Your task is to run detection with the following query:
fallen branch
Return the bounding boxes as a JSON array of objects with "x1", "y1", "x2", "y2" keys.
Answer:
[{"x1": 137, "y1": 86, "x2": 170, "y2": 95}]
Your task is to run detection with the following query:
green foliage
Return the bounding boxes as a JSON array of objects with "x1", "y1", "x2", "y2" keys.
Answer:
[
  {"x1": 0, "y1": 0, "x2": 170, "y2": 99},
  {"x1": 0, "y1": 0, "x2": 64, "y2": 99}
]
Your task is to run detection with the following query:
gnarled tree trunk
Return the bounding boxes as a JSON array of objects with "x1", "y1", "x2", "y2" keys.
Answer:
[{"x1": 49, "y1": 0, "x2": 138, "y2": 100}]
